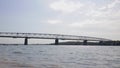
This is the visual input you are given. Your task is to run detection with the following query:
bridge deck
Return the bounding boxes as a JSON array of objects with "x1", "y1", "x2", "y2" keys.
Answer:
[{"x1": 0, "y1": 32, "x2": 111, "y2": 41}]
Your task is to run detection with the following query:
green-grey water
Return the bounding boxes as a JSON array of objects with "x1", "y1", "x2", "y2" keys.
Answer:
[{"x1": 0, "y1": 45, "x2": 120, "y2": 68}]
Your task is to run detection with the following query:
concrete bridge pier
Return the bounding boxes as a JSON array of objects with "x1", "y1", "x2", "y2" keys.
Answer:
[
  {"x1": 83, "y1": 40, "x2": 87, "y2": 45},
  {"x1": 99, "y1": 41, "x2": 103, "y2": 45},
  {"x1": 113, "y1": 41, "x2": 117, "y2": 45},
  {"x1": 24, "y1": 37, "x2": 28, "y2": 45},
  {"x1": 55, "y1": 38, "x2": 59, "y2": 45}
]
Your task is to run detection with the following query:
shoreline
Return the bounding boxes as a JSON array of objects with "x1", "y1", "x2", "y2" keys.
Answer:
[{"x1": 0, "y1": 44, "x2": 120, "y2": 46}]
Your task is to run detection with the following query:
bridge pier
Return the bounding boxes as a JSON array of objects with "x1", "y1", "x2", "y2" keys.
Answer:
[
  {"x1": 55, "y1": 38, "x2": 59, "y2": 45},
  {"x1": 99, "y1": 41, "x2": 103, "y2": 45},
  {"x1": 24, "y1": 37, "x2": 28, "y2": 45},
  {"x1": 113, "y1": 41, "x2": 117, "y2": 45},
  {"x1": 83, "y1": 40, "x2": 87, "y2": 45}
]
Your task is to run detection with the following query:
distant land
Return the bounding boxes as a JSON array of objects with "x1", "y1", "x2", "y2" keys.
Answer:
[
  {"x1": 50, "y1": 41, "x2": 120, "y2": 46},
  {"x1": 0, "y1": 41, "x2": 120, "y2": 46}
]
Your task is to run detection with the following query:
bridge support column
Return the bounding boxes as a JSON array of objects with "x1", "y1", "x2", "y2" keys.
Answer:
[
  {"x1": 55, "y1": 38, "x2": 59, "y2": 45},
  {"x1": 24, "y1": 37, "x2": 28, "y2": 45},
  {"x1": 83, "y1": 40, "x2": 87, "y2": 45},
  {"x1": 99, "y1": 41, "x2": 103, "y2": 45},
  {"x1": 113, "y1": 41, "x2": 116, "y2": 45}
]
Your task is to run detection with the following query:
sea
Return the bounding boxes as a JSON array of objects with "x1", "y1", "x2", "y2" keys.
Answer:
[{"x1": 0, "y1": 45, "x2": 120, "y2": 68}]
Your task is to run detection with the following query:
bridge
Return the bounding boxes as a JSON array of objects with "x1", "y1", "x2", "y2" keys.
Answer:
[{"x1": 0, "y1": 32, "x2": 112, "y2": 45}]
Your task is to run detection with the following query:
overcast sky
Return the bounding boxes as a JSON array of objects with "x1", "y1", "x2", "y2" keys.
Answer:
[{"x1": 0, "y1": 0, "x2": 120, "y2": 40}]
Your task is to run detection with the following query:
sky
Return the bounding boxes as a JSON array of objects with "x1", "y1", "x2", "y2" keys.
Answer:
[{"x1": 0, "y1": 0, "x2": 120, "y2": 41}]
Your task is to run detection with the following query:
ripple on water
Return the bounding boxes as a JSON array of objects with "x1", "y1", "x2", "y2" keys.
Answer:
[
  {"x1": 41, "y1": 64, "x2": 63, "y2": 68},
  {"x1": 39, "y1": 50, "x2": 44, "y2": 52},
  {"x1": 0, "y1": 61, "x2": 34, "y2": 68},
  {"x1": 13, "y1": 51, "x2": 23, "y2": 54}
]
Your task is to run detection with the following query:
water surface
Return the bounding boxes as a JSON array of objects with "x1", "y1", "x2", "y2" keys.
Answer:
[{"x1": 0, "y1": 45, "x2": 120, "y2": 68}]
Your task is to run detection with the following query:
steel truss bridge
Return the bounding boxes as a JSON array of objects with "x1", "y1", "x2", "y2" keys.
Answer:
[{"x1": 0, "y1": 32, "x2": 111, "y2": 45}]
